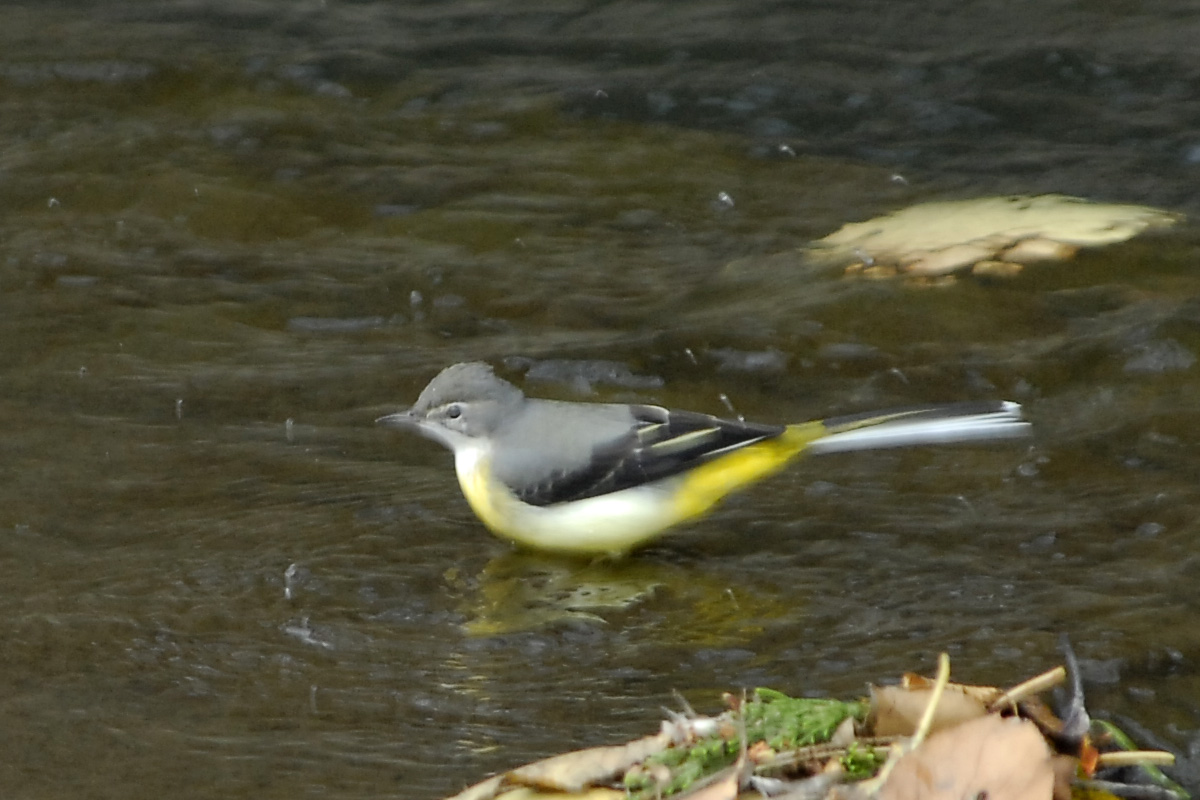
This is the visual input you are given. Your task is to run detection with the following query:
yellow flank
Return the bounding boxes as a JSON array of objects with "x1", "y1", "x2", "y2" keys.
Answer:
[
  {"x1": 457, "y1": 451, "x2": 512, "y2": 535},
  {"x1": 671, "y1": 421, "x2": 829, "y2": 520}
]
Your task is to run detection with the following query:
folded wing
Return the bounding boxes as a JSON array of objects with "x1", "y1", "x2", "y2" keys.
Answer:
[{"x1": 511, "y1": 406, "x2": 785, "y2": 506}]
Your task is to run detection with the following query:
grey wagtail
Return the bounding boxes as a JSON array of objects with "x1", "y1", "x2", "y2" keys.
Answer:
[{"x1": 377, "y1": 362, "x2": 1031, "y2": 556}]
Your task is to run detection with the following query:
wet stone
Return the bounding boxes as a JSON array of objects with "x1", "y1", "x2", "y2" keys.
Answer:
[{"x1": 1123, "y1": 339, "x2": 1196, "y2": 374}]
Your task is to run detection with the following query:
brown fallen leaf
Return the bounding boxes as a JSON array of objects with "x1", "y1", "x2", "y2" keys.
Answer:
[
  {"x1": 830, "y1": 715, "x2": 858, "y2": 747},
  {"x1": 496, "y1": 788, "x2": 624, "y2": 800},
  {"x1": 505, "y1": 731, "x2": 672, "y2": 793},
  {"x1": 869, "y1": 682, "x2": 989, "y2": 738},
  {"x1": 900, "y1": 673, "x2": 1004, "y2": 707},
  {"x1": 877, "y1": 714, "x2": 1054, "y2": 800}
]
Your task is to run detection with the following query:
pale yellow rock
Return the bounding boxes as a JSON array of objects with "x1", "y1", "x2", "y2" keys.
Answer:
[
  {"x1": 813, "y1": 194, "x2": 1179, "y2": 278},
  {"x1": 861, "y1": 264, "x2": 898, "y2": 280},
  {"x1": 904, "y1": 243, "x2": 996, "y2": 275},
  {"x1": 906, "y1": 274, "x2": 958, "y2": 288},
  {"x1": 1000, "y1": 237, "x2": 1078, "y2": 263},
  {"x1": 971, "y1": 260, "x2": 1025, "y2": 278}
]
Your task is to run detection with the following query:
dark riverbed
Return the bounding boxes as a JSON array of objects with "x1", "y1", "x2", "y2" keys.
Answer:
[{"x1": 2, "y1": 2, "x2": 1200, "y2": 797}]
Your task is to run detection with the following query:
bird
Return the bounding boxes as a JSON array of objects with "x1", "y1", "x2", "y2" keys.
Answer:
[{"x1": 377, "y1": 362, "x2": 1030, "y2": 556}]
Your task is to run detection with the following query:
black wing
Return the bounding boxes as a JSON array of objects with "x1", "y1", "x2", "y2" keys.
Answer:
[{"x1": 513, "y1": 405, "x2": 785, "y2": 507}]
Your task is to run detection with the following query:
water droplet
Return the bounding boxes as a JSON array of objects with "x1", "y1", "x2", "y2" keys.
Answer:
[
  {"x1": 1135, "y1": 521, "x2": 1164, "y2": 539},
  {"x1": 718, "y1": 392, "x2": 744, "y2": 422},
  {"x1": 284, "y1": 562, "x2": 298, "y2": 599}
]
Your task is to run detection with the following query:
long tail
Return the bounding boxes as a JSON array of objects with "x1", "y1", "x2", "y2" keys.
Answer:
[{"x1": 801, "y1": 401, "x2": 1030, "y2": 455}]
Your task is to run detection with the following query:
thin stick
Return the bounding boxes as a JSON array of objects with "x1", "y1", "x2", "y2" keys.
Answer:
[
  {"x1": 1095, "y1": 750, "x2": 1176, "y2": 768},
  {"x1": 910, "y1": 652, "x2": 952, "y2": 747},
  {"x1": 987, "y1": 666, "x2": 1067, "y2": 712},
  {"x1": 861, "y1": 653, "x2": 952, "y2": 797}
]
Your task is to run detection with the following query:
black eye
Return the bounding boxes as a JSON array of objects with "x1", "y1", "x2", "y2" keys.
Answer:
[{"x1": 445, "y1": 404, "x2": 462, "y2": 420}]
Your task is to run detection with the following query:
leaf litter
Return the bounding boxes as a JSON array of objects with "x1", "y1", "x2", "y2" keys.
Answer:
[{"x1": 441, "y1": 648, "x2": 1188, "y2": 800}]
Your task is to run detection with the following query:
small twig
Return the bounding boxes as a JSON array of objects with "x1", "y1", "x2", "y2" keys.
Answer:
[
  {"x1": 1095, "y1": 750, "x2": 1177, "y2": 768},
  {"x1": 671, "y1": 688, "x2": 699, "y2": 719},
  {"x1": 987, "y1": 665, "x2": 1067, "y2": 712},
  {"x1": 755, "y1": 743, "x2": 896, "y2": 777},
  {"x1": 755, "y1": 737, "x2": 900, "y2": 775},
  {"x1": 859, "y1": 652, "x2": 952, "y2": 797},
  {"x1": 910, "y1": 652, "x2": 952, "y2": 749}
]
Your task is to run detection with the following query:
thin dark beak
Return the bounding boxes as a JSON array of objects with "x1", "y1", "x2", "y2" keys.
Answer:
[{"x1": 376, "y1": 409, "x2": 418, "y2": 427}]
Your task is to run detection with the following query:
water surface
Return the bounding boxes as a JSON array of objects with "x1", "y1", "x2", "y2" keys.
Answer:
[{"x1": 2, "y1": 2, "x2": 1199, "y2": 797}]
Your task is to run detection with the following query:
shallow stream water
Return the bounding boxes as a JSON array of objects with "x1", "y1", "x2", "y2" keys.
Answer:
[{"x1": 2, "y1": 2, "x2": 1200, "y2": 797}]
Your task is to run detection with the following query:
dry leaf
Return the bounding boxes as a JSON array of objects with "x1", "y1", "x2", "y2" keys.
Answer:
[
  {"x1": 830, "y1": 715, "x2": 858, "y2": 747},
  {"x1": 878, "y1": 715, "x2": 1054, "y2": 800},
  {"x1": 496, "y1": 788, "x2": 624, "y2": 800},
  {"x1": 505, "y1": 731, "x2": 671, "y2": 793},
  {"x1": 901, "y1": 673, "x2": 1004, "y2": 707},
  {"x1": 748, "y1": 740, "x2": 777, "y2": 763},
  {"x1": 1050, "y1": 755, "x2": 1078, "y2": 800},
  {"x1": 869, "y1": 684, "x2": 988, "y2": 737}
]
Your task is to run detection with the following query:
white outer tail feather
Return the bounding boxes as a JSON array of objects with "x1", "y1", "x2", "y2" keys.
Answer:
[{"x1": 807, "y1": 401, "x2": 1030, "y2": 455}]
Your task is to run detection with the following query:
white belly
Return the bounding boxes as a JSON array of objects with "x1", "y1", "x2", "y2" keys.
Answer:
[{"x1": 453, "y1": 446, "x2": 689, "y2": 556}]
